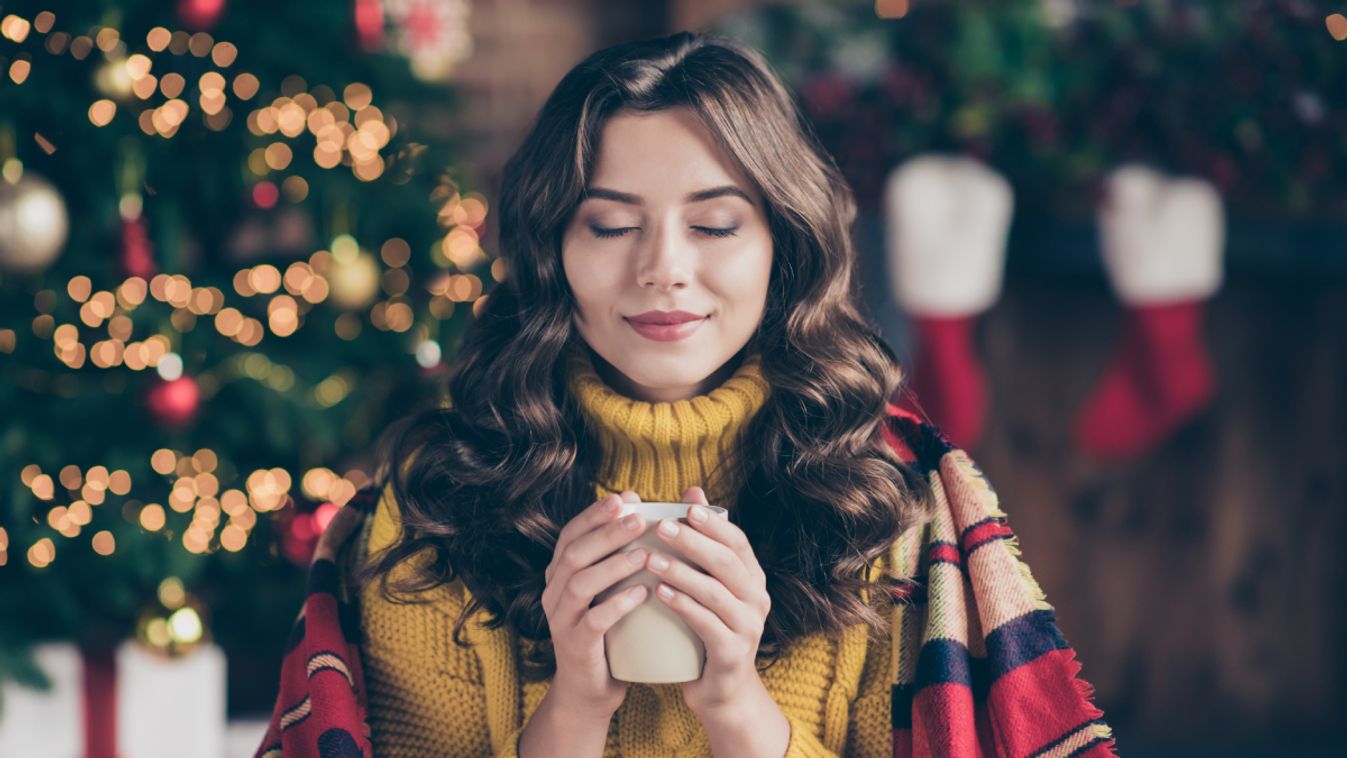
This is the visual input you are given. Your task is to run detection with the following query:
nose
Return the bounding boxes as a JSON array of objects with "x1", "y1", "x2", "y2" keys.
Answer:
[{"x1": 636, "y1": 219, "x2": 691, "y2": 292}]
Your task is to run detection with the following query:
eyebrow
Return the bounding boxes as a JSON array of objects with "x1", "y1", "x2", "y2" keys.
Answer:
[{"x1": 581, "y1": 185, "x2": 753, "y2": 206}]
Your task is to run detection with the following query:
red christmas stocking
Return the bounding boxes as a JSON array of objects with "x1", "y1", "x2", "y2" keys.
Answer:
[
  {"x1": 1075, "y1": 165, "x2": 1224, "y2": 459},
  {"x1": 901, "y1": 314, "x2": 987, "y2": 450},
  {"x1": 884, "y1": 154, "x2": 1013, "y2": 451},
  {"x1": 1074, "y1": 300, "x2": 1215, "y2": 458}
]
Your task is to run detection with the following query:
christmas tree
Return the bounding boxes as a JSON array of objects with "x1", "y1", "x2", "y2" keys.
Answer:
[{"x1": 0, "y1": 0, "x2": 486, "y2": 710}]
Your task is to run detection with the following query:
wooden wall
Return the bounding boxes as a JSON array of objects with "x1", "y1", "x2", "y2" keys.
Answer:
[{"x1": 958, "y1": 265, "x2": 1347, "y2": 754}]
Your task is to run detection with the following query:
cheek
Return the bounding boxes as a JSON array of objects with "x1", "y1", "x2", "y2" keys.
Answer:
[
  {"x1": 715, "y1": 242, "x2": 773, "y2": 314},
  {"x1": 562, "y1": 247, "x2": 617, "y2": 319}
]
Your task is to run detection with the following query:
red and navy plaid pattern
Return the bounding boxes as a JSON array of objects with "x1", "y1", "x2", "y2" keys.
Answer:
[
  {"x1": 881, "y1": 404, "x2": 1117, "y2": 757},
  {"x1": 255, "y1": 405, "x2": 1116, "y2": 756}
]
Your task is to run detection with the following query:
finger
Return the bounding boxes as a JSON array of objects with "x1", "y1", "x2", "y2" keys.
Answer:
[
  {"x1": 551, "y1": 545, "x2": 649, "y2": 628},
  {"x1": 547, "y1": 508, "x2": 647, "y2": 594},
  {"x1": 646, "y1": 550, "x2": 758, "y2": 636},
  {"x1": 681, "y1": 486, "x2": 710, "y2": 505},
  {"x1": 580, "y1": 582, "x2": 648, "y2": 639},
  {"x1": 547, "y1": 493, "x2": 623, "y2": 584},
  {"x1": 654, "y1": 515, "x2": 759, "y2": 603},
  {"x1": 653, "y1": 582, "x2": 738, "y2": 663},
  {"x1": 683, "y1": 502, "x2": 765, "y2": 585}
]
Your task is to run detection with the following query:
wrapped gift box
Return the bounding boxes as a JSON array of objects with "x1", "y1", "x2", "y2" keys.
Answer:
[{"x1": 0, "y1": 641, "x2": 226, "y2": 758}]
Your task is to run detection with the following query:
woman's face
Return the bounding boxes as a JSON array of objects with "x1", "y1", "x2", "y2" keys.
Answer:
[{"x1": 561, "y1": 107, "x2": 774, "y2": 403}]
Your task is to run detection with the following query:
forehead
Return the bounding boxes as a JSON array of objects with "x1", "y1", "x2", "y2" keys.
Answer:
[{"x1": 584, "y1": 107, "x2": 759, "y2": 207}]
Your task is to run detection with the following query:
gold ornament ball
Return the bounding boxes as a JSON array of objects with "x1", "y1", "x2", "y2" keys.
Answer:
[
  {"x1": 328, "y1": 250, "x2": 382, "y2": 309},
  {"x1": 0, "y1": 173, "x2": 70, "y2": 273},
  {"x1": 134, "y1": 577, "x2": 211, "y2": 658}
]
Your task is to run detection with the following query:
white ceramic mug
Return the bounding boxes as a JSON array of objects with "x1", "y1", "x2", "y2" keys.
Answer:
[{"x1": 593, "y1": 500, "x2": 727, "y2": 683}]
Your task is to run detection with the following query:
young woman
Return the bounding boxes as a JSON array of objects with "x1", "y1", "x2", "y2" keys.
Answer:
[{"x1": 256, "y1": 31, "x2": 1115, "y2": 758}]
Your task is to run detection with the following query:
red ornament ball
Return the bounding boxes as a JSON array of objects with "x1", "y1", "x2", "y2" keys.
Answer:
[
  {"x1": 178, "y1": 0, "x2": 227, "y2": 30},
  {"x1": 146, "y1": 376, "x2": 200, "y2": 429}
]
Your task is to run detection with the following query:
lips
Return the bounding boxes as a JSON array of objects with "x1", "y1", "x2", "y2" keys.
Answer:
[
  {"x1": 626, "y1": 310, "x2": 707, "y2": 325},
  {"x1": 624, "y1": 313, "x2": 707, "y2": 342}
]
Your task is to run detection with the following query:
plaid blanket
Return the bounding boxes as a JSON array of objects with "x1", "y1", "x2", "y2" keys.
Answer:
[{"x1": 255, "y1": 404, "x2": 1117, "y2": 757}]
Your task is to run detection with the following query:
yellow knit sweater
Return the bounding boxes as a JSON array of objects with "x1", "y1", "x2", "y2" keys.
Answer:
[{"x1": 358, "y1": 345, "x2": 895, "y2": 756}]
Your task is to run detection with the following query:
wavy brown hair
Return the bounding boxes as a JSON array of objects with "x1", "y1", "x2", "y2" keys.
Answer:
[{"x1": 361, "y1": 30, "x2": 932, "y2": 681}]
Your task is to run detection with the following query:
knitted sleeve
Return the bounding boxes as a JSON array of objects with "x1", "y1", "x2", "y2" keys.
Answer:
[
  {"x1": 782, "y1": 712, "x2": 845, "y2": 757},
  {"x1": 360, "y1": 483, "x2": 498, "y2": 756}
]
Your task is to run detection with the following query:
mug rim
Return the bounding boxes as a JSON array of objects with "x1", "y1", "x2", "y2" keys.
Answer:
[{"x1": 615, "y1": 501, "x2": 726, "y2": 521}]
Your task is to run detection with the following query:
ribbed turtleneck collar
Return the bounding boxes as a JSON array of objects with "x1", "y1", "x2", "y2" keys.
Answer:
[{"x1": 565, "y1": 343, "x2": 771, "y2": 511}]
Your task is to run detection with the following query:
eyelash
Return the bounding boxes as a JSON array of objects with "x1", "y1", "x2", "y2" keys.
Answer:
[{"x1": 589, "y1": 225, "x2": 739, "y2": 239}]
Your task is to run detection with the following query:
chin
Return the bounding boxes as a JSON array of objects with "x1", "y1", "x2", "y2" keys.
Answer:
[
  {"x1": 629, "y1": 358, "x2": 710, "y2": 383},
  {"x1": 614, "y1": 353, "x2": 714, "y2": 388}
]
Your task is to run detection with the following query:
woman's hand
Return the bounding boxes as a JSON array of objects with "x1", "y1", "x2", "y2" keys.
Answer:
[
  {"x1": 541, "y1": 490, "x2": 650, "y2": 719},
  {"x1": 644, "y1": 486, "x2": 772, "y2": 715}
]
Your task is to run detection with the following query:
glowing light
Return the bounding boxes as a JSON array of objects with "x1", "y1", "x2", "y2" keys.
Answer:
[
  {"x1": 416, "y1": 339, "x2": 442, "y2": 368},
  {"x1": 1329, "y1": 14, "x2": 1347, "y2": 41},
  {"x1": 281, "y1": 175, "x2": 309, "y2": 202},
  {"x1": 159, "y1": 577, "x2": 186, "y2": 608},
  {"x1": 68, "y1": 501, "x2": 93, "y2": 526},
  {"x1": 140, "y1": 504, "x2": 166, "y2": 531},
  {"x1": 31, "y1": 474, "x2": 55, "y2": 500},
  {"x1": 160, "y1": 72, "x2": 186, "y2": 99},
  {"x1": 28, "y1": 537, "x2": 55, "y2": 568},
  {"x1": 1, "y1": 15, "x2": 32, "y2": 43},
  {"x1": 146, "y1": 27, "x2": 172, "y2": 52},
  {"x1": 92, "y1": 530, "x2": 116, "y2": 556},
  {"x1": 126, "y1": 54, "x2": 152, "y2": 79},
  {"x1": 232, "y1": 73, "x2": 260, "y2": 100},
  {"x1": 89, "y1": 99, "x2": 117, "y2": 127},
  {"x1": 133, "y1": 74, "x2": 158, "y2": 100},
  {"x1": 264, "y1": 142, "x2": 293, "y2": 171},
  {"x1": 343, "y1": 83, "x2": 372, "y2": 110},
  {"x1": 109, "y1": 469, "x2": 133, "y2": 495},
  {"x1": 44, "y1": 31, "x2": 68, "y2": 55},
  {"x1": 157, "y1": 352, "x2": 184, "y2": 381},
  {"x1": 168, "y1": 607, "x2": 204, "y2": 643},
  {"x1": 95, "y1": 27, "x2": 121, "y2": 53},
  {"x1": 68, "y1": 276, "x2": 93, "y2": 302},
  {"x1": 9, "y1": 59, "x2": 32, "y2": 85},
  {"x1": 252, "y1": 181, "x2": 279, "y2": 209},
  {"x1": 145, "y1": 619, "x2": 170, "y2": 648},
  {"x1": 188, "y1": 32, "x2": 214, "y2": 58},
  {"x1": 70, "y1": 35, "x2": 94, "y2": 60},
  {"x1": 220, "y1": 524, "x2": 247, "y2": 551},
  {"x1": 249, "y1": 264, "x2": 282, "y2": 294},
  {"x1": 380, "y1": 238, "x2": 411, "y2": 267},
  {"x1": 211, "y1": 41, "x2": 238, "y2": 67}
]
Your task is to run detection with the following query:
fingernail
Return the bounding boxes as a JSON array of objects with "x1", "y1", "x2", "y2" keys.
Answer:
[
  {"x1": 657, "y1": 584, "x2": 675, "y2": 599},
  {"x1": 623, "y1": 514, "x2": 641, "y2": 530},
  {"x1": 626, "y1": 548, "x2": 646, "y2": 565},
  {"x1": 688, "y1": 505, "x2": 706, "y2": 523},
  {"x1": 658, "y1": 520, "x2": 678, "y2": 537},
  {"x1": 649, "y1": 554, "x2": 669, "y2": 571}
]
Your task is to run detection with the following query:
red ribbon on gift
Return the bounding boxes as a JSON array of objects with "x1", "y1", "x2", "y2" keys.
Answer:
[{"x1": 80, "y1": 644, "x2": 118, "y2": 758}]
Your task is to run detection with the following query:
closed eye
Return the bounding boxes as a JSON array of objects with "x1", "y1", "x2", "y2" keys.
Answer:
[{"x1": 589, "y1": 225, "x2": 739, "y2": 239}]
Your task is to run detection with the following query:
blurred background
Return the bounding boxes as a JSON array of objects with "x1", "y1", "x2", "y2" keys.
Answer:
[{"x1": 0, "y1": 1, "x2": 1343, "y2": 756}]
